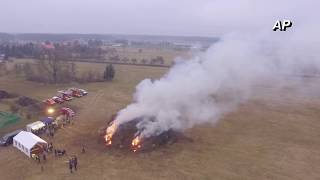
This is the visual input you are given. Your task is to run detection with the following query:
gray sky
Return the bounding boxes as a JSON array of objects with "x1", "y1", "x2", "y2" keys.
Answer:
[{"x1": 0, "y1": 0, "x2": 317, "y2": 36}]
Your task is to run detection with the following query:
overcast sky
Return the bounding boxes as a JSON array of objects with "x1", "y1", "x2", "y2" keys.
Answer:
[{"x1": 0, "y1": 0, "x2": 317, "y2": 36}]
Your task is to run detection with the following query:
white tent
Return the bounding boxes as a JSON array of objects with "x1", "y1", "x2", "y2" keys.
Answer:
[
  {"x1": 13, "y1": 131, "x2": 47, "y2": 157},
  {"x1": 26, "y1": 121, "x2": 45, "y2": 132}
]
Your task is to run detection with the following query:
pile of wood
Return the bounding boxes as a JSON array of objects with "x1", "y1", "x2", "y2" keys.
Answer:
[{"x1": 104, "y1": 116, "x2": 191, "y2": 152}]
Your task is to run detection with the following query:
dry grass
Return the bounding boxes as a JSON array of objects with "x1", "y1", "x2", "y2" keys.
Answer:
[{"x1": 0, "y1": 62, "x2": 319, "y2": 180}]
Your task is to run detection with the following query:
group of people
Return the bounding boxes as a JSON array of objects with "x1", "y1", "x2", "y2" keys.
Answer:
[
  {"x1": 46, "y1": 141, "x2": 67, "y2": 158},
  {"x1": 45, "y1": 124, "x2": 56, "y2": 138},
  {"x1": 47, "y1": 142, "x2": 54, "y2": 152},
  {"x1": 31, "y1": 152, "x2": 47, "y2": 163},
  {"x1": 33, "y1": 141, "x2": 82, "y2": 174},
  {"x1": 34, "y1": 145, "x2": 81, "y2": 174},
  {"x1": 55, "y1": 114, "x2": 74, "y2": 129},
  {"x1": 68, "y1": 156, "x2": 78, "y2": 173},
  {"x1": 54, "y1": 149, "x2": 67, "y2": 157}
]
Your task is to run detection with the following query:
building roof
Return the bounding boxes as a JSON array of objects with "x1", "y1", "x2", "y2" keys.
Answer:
[
  {"x1": 13, "y1": 131, "x2": 47, "y2": 149},
  {"x1": 3, "y1": 129, "x2": 23, "y2": 139},
  {"x1": 41, "y1": 117, "x2": 54, "y2": 124},
  {"x1": 26, "y1": 121, "x2": 45, "y2": 130},
  {"x1": 42, "y1": 44, "x2": 55, "y2": 49}
]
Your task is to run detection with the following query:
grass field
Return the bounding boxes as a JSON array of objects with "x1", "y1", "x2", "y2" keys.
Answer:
[
  {"x1": 110, "y1": 47, "x2": 191, "y2": 65},
  {"x1": 0, "y1": 62, "x2": 320, "y2": 180}
]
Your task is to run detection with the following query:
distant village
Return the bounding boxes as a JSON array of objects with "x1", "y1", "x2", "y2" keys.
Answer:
[{"x1": 0, "y1": 33, "x2": 217, "y2": 64}]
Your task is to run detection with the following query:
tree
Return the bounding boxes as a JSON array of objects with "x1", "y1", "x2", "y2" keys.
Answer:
[
  {"x1": 141, "y1": 59, "x2": 148, "y2": 64},
  {"x1": 131, "y1": 58, "x2": 137, "y2": 64},
  {"x1": 45, "y1": 46, "x2": 63, "y2": 83},
  {"x1": 14, "y1": 64, "x2": 23, "y2": 75},
  {"x1": 71, "y1": 62, "x2": 77, "y2": 80},
  {"x1": 4, "y1": 45, "x2": 9, "y2": 60},
  {"x1": 104, "y1": 64, "x2": 115, "y2": 81},
  {"x1": 150, "y1": 56, "x2": 164, "y2": 65},
  {"x1": 122, "y1": 57, "x2": 129, "y2": 63},
  {"x1": 0, "y1": 62, "x2": 8, "y2": 76},
  {"x1": 23, "y1": 62, "x2": 35, "y2": 80}
]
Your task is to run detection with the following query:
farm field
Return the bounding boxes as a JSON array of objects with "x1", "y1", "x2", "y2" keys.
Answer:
[
  {"x1": 0, "y1": 63, "x2": 320, "y2": 180},
  {"x1": 110, "y1": 47, "x2": 192, "y2": 65}
]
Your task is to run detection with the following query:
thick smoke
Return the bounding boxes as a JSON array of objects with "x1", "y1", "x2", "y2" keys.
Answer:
[{"x1": 112, "y1": 1, "x2": 320, "y2": 138}]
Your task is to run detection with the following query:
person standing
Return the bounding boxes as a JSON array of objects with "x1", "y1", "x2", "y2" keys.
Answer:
[
  {"x1": 69, "y1": 159, "x2": 73, "y2": 173},
  {"x1": 81, "y1": 146, "x2": 86, "y2": 154},
  {"x1": 48, "y1": 142, "x2": 53, "y2": 152},
  {"x1": 46, "y1": 127, "x2": 50, "y2": 137},
  {"x1": 37, "y1": 155, "x2": 41, "y2": 163},
  {"x1": 73, "y1": 156, "x2": 78, "y2": 171},
  {"x1": 43, "y1": 153, "x2": 47, "y2": 161}
]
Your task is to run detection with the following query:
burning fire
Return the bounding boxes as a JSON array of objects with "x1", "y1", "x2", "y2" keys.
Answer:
[
  {"x1": 104, "y1": 122, "x2": 117, "y2": 146},
  {"x1": 131, "y1": 136, "x2": 142, "y2": 152}
]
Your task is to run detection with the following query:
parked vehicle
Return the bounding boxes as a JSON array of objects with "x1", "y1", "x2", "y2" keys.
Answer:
[
  {"x1": 57, "y1": 91, "x2": 73, "y2": 101},
  {"x1": 68, "y1": 88, "x2": 83, "y2": 97},
  {"x1": 0, "y1": 129, "x2": 23, "y2": 146},
  {"x1": 78, "y1": 89, "x2": 88, "y2": 96},
  {"x1": 43, "y1": 98, "x2": 56, "y2": 105},
  {"x1": 60, "y1": 94, "x2": 73, "y2": 101},
  {"x1": 26, "y1": 121, "x2": 46, "y2": 134},
  {"x1": 61, "y1": 107, "x2": 75, "y2": 117},
  {"x1": 52, "y1": 96, "x2": 64, "y2": 104}
]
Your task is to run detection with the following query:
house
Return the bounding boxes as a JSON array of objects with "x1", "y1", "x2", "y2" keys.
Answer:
[
  {"x1": 13, "y1": 131, "x2": 47, "y2": 157},
  {"x1": 41, "y1": 43, "x2": 55, "y2": 50}
]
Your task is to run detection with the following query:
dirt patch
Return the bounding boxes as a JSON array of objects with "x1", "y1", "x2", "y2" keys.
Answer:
[
  {"x1": 15, "y1": 96, "x2": 39, "y2": 107},
  {"x1": 0, "y1": 90, "x2": 17, "y2": 99}
]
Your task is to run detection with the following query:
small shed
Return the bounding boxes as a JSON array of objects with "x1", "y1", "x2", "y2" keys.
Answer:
[
  {"x1": 26, "y1": 121, "x2": 46, "y2": 133},
  {"x1": 13, "y1": 131, "x2": 47, "y2": 157}
]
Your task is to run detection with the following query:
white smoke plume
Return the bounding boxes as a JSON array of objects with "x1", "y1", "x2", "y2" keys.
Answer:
[{"x1": 112, "y1": 0, "x2": 320, "y2": 138}]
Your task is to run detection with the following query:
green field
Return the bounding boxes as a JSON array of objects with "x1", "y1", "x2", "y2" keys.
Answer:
[{"x1": 0, "y1": 112, "x2": 21, "y2": 129}]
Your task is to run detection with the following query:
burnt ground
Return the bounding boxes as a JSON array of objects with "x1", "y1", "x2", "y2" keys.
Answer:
[{"x1": 0, "y1": 65, "x2": 320, "y2": 180}]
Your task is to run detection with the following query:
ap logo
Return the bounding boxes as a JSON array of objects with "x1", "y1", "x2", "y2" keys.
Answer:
[{"x1": 273, "y1": 20, "x2": 292, "y2": 31}]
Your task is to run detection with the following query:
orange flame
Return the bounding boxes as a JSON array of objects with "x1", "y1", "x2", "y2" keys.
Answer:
[
  {"x1": 131, "y1": 136, "x2": 142, "y2": 152},
  {"x1": 105, "y1": 122, "x2": 117, "y2": 146}
]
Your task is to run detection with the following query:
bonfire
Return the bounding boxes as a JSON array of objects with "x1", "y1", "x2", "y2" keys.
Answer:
[{"x1": 104, "y1": 116, "x2": 185, "y2": 152}]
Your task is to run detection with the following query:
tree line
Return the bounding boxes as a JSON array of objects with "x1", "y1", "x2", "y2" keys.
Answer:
[
  {"x1": 0, "y1": 41, "x2": 166, "y2": 66},
  {"x1": 13, "y1": 61, "x2": 115, "y2": 84}
]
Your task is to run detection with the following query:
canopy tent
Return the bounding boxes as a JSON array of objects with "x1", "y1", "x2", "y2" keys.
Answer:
[
  {"x1": 26, "y1": 121, "x2": 45, "y2": 133},
  {"x1": 13, "y1": 131, "x2": 47, "y2": 157},
  {"x1": 41, "y1": 117, "x2": 54, "y2": 125}
]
